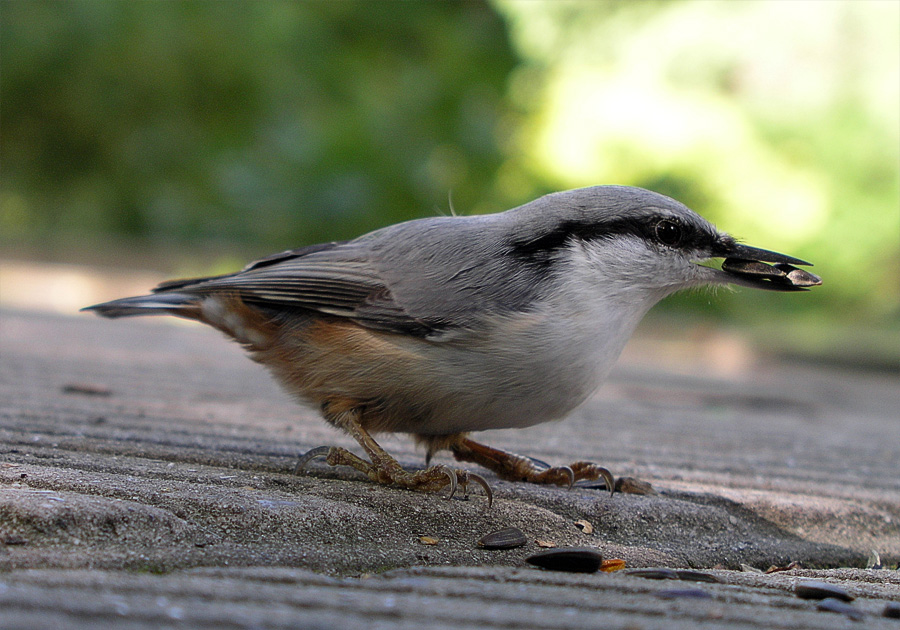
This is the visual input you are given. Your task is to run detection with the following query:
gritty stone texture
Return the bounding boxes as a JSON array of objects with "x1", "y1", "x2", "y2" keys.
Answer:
[{"x1": 0, "y1": 307, "x2": 898, "y2": 628}]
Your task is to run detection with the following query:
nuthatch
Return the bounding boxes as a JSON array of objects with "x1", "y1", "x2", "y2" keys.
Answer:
[{"x1": 84, "y1": 186, "x2": 821, "y2": 505}]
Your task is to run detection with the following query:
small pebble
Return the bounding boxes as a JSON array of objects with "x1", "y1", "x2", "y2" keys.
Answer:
[
  {"x1": 866, "y1": 549, "x2": 883, "y2": 570},
  {"x1": 526, "y1": 547, "x2": 603, "y2": 573},
  {"x1": 573, "y1": 519, "x2": 593, "y2": 534},
  {"x1": 626, "y1": 568, "x2": 678, "y2": 580},
  {"x1": 764, "y1": 561, "x2": 801, "y2": 574},
  {"x1": 614, "y1": 477, "x2": 657, "y2": 495},
  {"x1": 477, "y1": 527, "x2": 527, "y2": 550},
  {"x1": 655, "y1": 588, "x2": 712, "y2": 599},
  {"x1": 740, "y1": 564, "x2": 764, "y2": 573},
  {"x1": 884, "y1": 602, "x2": 900, "y2": 619},
  {"x1": 795, "y1": 580, "x2": 854, "y2": 602},
  {"x1": 817, "y1": 598, "x2": 864, "y2": 621}
]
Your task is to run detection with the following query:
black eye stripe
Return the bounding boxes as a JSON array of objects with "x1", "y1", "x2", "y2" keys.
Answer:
[{"x1": 510, "y1": 214, "x2": 711, "y2": 267}]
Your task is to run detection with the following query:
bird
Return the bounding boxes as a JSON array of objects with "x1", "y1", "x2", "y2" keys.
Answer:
[{"x1": 83, "y1": 185, "x2": 821, "y2": 505}]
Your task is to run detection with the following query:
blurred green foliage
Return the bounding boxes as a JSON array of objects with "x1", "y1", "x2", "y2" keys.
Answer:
[
  {"x1": 495, "y1": 0, "x2": 899, "y2": 325},
  {"x1": 2, "y1": 0, "x2": 898, "y2": 328},
  {"x1": 1, "y1": 0, "x2": 517, "y2": 247}
]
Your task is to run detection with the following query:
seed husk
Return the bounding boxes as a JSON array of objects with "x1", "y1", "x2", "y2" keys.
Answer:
[
  {"x1": 526, "y1": 547, "x2": 603, "y2": 573},
  {"x1": 477, "y1": 527, "x2": 527, "y2": 550},
  {"x1": 722, "y1": 259, "x2": 822, "y2": 289},
  {"x1": 774, "y1": 263, "x2": 822, "y2": 287},
  {"x1": 722, "y1": 259, "x2": 786, "y2": 278},
  {"x1": 795, "y1": 580, "x2": 853, "y2": 602},
  {"x1": 600, "y1": 559, "x2": 626, "y2": 572},
  {"x1": 817, "y1": 598, "x2": 864, "y2": 621}
]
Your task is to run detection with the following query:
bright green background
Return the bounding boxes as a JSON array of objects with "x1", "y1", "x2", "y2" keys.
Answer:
[{"x1": 2, "y1": 1, "x2": 898, "y2": 352}]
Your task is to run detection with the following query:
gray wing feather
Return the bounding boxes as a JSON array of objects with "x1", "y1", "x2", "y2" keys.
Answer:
[
  {"x1": 154, "y1": 236, "x2": 451, "y2": 336},
  {"x1": 152, "y1": 201, "x2": 562, "y2": 336}
]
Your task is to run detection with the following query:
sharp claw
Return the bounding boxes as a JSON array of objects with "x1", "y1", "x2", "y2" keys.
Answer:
[
  {"x1": 439, "y1": 465, "x2": 458, "y2": 500},
  {"x1": 597, "y1": 467, "x2": 615, "y2": 497},
  {"x1": 559, "y1": 466, "x2": 575, "y2": 489},
  {"x1": 294, "y1": 446, "x2": 333, "y2": 474},
  {"x1": 526, "y1": 455, "x2": 552, "y2": 470},
  {"x1": 467, "y1": 472, "x2": 494, "y2": 508}
]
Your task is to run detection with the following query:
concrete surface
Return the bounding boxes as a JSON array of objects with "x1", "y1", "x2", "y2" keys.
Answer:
[{"x1": 1, "y1": 306, "x2": 898, "y2": 628}]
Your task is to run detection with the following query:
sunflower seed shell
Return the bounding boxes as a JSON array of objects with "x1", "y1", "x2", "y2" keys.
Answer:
[
  {"x1": 526, "y1": 548, "x2": 603, "y2": 573},
  {"x1": 795, "y1": 580, "x2": 853, "y2": 601},
  {"x1": 477, "y1": 527, "x2": 527, "y2": 549}
]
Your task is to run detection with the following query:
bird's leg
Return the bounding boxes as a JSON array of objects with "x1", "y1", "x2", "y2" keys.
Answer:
[
  {"x1": 296, "y1": 404, "x2": 492, "y2": 505},
  {"x1": 449, "y1": 437, "x2": 615, "y2": 495}
]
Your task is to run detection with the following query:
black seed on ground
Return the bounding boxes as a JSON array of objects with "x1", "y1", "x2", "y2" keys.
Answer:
[
  {"x1": 795, "y1": 580, "x2": 853, "y2": 601},
  {"x1": 675, "y1": 570, "x2": 720, "y2": 583},
  {"x1": 477, "y1": 527, "x2": 527, "y2": 549},
  {"x1": 525, "y1": 548, "x2": 603, "y2": 573}
]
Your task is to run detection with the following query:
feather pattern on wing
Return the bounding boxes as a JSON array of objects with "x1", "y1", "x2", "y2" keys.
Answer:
[{"x1": 149, "y1": 240, "x2": 449, "y2": 336}]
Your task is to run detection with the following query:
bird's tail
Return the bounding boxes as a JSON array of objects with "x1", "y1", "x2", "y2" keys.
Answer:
[{"x1": 81, "y1": 292, "x2": 201, "y2": 319}]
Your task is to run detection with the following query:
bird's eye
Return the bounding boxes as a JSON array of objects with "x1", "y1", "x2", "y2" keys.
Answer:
[{"x1": 655, "y1": 219, "x2": 683, "y2": 246}]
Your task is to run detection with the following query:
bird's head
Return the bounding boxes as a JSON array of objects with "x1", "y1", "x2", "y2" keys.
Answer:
[{"x1": 515, "y1": 186, "x2": 821, "y2": 298}]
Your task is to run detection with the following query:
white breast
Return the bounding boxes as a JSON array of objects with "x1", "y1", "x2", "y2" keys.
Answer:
[{"x1": 413, "y1": 264, "x2": 664, "y2": 433}]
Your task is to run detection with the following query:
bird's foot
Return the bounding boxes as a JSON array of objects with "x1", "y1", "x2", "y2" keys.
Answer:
[
  {"x1": 296, "y1": 444, "x2": 492, "y2": 505},
  {"x1": 295, "y1": 405, "x2": 492, "y2": 506},
  {"x1": 450, "y1": 437, "x2": 615, "y2": 496},
  {"x1": 296, "y1": 445, "x2": 492, "y2": 505}
]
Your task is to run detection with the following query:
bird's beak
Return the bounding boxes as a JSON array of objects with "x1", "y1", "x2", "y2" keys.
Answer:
[{"x1": 708, "y1": 241, "x2": 822, "y2": 292}]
